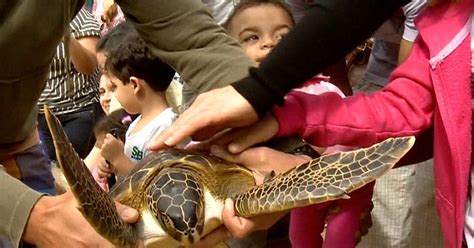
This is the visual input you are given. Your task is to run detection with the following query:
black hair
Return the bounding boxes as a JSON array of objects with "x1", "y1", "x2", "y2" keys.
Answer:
[
  {"x1": 96, "y1": 22, "x2": 138, "y2": 53},
  {"x1": 223, "y1": 0, "x2": 295, "y2": 30},
  {"x1": 93, "y1": 108, "x2": 131, "y2": 142},
  {"x1": 105, "y1": 35, "x2": 175, "y2": 92}
]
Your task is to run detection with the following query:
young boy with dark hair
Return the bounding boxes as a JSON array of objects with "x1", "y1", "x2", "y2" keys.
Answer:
[{"x1": 97, "y1": 34, "x2": 177, "y2": 178}]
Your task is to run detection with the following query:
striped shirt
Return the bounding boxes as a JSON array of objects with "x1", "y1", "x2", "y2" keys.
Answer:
[
  {"x1": 401, "y1": 0, "x2": 427, "y2": 42},
  {"x1": 37, "y1": 8, "x2": 100, "y2": 115}
]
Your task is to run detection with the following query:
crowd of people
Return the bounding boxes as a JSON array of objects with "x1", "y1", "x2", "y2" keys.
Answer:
[{"x1": 0, "y1": 0, "x2": 471, "y2": 247}]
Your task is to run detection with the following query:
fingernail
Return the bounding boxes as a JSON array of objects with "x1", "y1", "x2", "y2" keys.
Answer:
[
  {"x1": 164, "y1": 137, "x2": 175, "y2": 146},
  {"x1": 122, "y1": 208, "x2": 135, "y2": 220},
  {"x1": 228, "y1": 144, "x2": 240, "y2": 154}
]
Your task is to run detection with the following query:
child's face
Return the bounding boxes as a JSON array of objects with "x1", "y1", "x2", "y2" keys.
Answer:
[
  {"x1": 228, "y1": 5, "x2": 293, "y2": 65},
  {"x1": 108, "y1": 73, "x2": 140, "y2": 114},
  {"x1": 99, "y1": 75, "x2": 113, "y2": 114}
]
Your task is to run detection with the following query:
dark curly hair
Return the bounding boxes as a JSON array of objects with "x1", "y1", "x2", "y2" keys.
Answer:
[{"x1": 105, "y1": 35, "x2": 175, "y2": 92}]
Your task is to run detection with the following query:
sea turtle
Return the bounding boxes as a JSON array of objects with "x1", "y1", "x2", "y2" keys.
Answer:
[{"x1": 44, "y1": 106, "x2": 415, "y2": 247}]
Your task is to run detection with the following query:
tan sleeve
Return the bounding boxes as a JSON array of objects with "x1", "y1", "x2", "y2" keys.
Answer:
[
  {"x1": 117, "y1": 0, "x2": 255, "y2": 93},
  {"x1": 0, "y1": 166, "x2": 43, "y2": 247}
]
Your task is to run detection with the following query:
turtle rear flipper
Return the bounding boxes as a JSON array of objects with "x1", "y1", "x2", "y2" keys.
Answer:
[
  {"x1": 43, "y1": 106, "x2": 137, "y2": 247},
  {"x1": 234, "y1": 136, "x2": 415, "y2": 217}
]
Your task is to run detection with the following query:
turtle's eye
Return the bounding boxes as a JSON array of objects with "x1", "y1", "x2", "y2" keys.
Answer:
[{"x1": 147, "y1": 170, "x2": 205, "y2": 245}]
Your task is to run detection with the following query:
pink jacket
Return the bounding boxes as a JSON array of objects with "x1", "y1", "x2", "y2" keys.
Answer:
[{"x1": 273, "y1": 0, "x2": 473, "y2": 247}]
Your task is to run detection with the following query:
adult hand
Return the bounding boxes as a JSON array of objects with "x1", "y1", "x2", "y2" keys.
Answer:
[
  {"x1": 149, "y1": 86, "x2": 258, "y2": 150},
  {"x1": 192, "y1": 199, "x2": 287, "y2": 248},
  {"x1": 23, "y1": 191, "x2": 143, "y2": 248},
  {"x1": 193, "y1": 146, "x2": 305, "y2": 247},
  {"x1": 186, "y1": 114, "x2": 279, "y2": 155}
]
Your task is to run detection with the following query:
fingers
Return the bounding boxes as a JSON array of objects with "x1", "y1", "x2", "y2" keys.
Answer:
[
  {"x1": 150, "y1": 86, "x2": 258, "y2": 151},
  {"x1": 222, "y1": 198, "x2": 287, "y2": 240},
  {"x1": 97, "y1": 169, "x2": 111, "y2": 179},
  {"x1": 191, "y1": 226, "x2": 231, "y2": 248},
  {"x1": 184, "y1": 131, "x2": 225, "y2": 152},
  {"x1": 115, "y1": 202, "x2": 139, "y2": 223},
  {"x1": 227, "y1": 114, "x2": 279, "y2": 154},
  {"x1": 210, "y1": 145, "x2": 238, "y2": 163},
  {"x1": 221, "y1": 199, "x2": 257, "y2": 240},
  {"x1": 97, "y1": 159, "x2": 113, "y2": 178},
  {"x1": 210, "y1": 144, "x2": 266, "y2": 167},
  {"x1": 185, "y1": 129, "x2": 239, "y2": 152},
  {"x1": 149, "y1": 104, "x2": 214, "y2": 150}
]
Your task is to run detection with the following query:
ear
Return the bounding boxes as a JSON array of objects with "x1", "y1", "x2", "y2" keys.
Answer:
[{"x1": 129, "y1": 76, "x2": 142, "y2": 95}]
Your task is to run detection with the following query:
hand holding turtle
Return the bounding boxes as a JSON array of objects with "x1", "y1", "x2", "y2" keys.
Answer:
[
  {"x1": 43, "y1": 106, "x2": 415, "y2": 247},
  {"x1": 192, "y1": 199, "x2": 287, "y2": 248},
  {"x1": 191, "y1": 146, "x2": 307, "y2": 247},
  {"x1": 22, "y1": 191, "x2": 143, "y2": 248}
]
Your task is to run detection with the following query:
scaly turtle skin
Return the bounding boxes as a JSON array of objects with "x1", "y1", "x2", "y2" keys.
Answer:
[{"x1": 44, "y1": 106, "x2": 415, "y2": 247}]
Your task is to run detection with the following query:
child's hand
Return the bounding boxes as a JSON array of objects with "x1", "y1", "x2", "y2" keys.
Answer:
[
  {"x1": 97, "y1": 157, "x2": 114, "y2": 179},
  {"x1": 100, "y1": 133, "x2": 124, "y2": 164},
  {"x1": 210, "y1": 145, "x2": 310, "y2": 185}
]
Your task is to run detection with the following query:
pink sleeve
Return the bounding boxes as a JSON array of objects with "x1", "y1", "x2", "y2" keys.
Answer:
[
  {"x1": 92, "y1": 166, "x2": 109, "y2": 192},
  {"x1": 294, "y1": 74, "x2": 345, "y2": 97},
  {"x1": 273, "y1": 40, "x2": 435, "y2": 148}
]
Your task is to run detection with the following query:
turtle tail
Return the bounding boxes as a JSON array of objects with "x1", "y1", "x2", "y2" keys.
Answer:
[
  {"x1": 43, "y1": 106, "x2": 137, "y2": 247},
  {"x1": 233, "y1": 136, "x2": 415, "y2": 217}
]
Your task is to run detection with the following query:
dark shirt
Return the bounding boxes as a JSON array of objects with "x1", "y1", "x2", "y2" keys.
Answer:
[{"x1": 232, "y1": 0, "x2": 410, "y2": 117}]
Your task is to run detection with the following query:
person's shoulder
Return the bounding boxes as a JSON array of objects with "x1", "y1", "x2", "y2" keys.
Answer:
[
  {"x1": 155, "y1": 108, "x2": 177, "y2": 124},
  {"x1": 70, "y1": 8, "x2": 101, "y2": 37},
  {"x1": 141, "y1": 107, "x2": 175, "y2": 131}
]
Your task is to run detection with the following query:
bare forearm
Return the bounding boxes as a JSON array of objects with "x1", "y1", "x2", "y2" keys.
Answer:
[
  {"x1": 84, "y1": 145, "x2": 102, "y2": 171},
  {"x1": 68, "y1": 37, "x2": 98, "y2": 75},
  {"x1": 117, "y1": 0, "x2": 254, "y2": 93}
]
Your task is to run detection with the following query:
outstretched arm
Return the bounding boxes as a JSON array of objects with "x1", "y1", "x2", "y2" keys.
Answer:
[
  {"x1": 116, "y1": 0, "x2": 254, "y2": 94},
  {"x1": 233, "y1": 0, "x2": 409, "y2": 116},
  {"x1": 149, "y1": 0, "x2": 409, "y2": 150}
]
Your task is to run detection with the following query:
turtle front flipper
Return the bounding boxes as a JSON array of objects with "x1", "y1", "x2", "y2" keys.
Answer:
[
  {"x1": 234, "y1": 136, "x2": 415, "y2": 217},
  {"x1": 43, "y1": 106, "x2": 137, "y2": 247}
]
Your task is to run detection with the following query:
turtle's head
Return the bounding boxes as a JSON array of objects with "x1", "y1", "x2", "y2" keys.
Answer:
[{"x1": 146, "y1": 169, "x2": 205, "y2": 245}]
